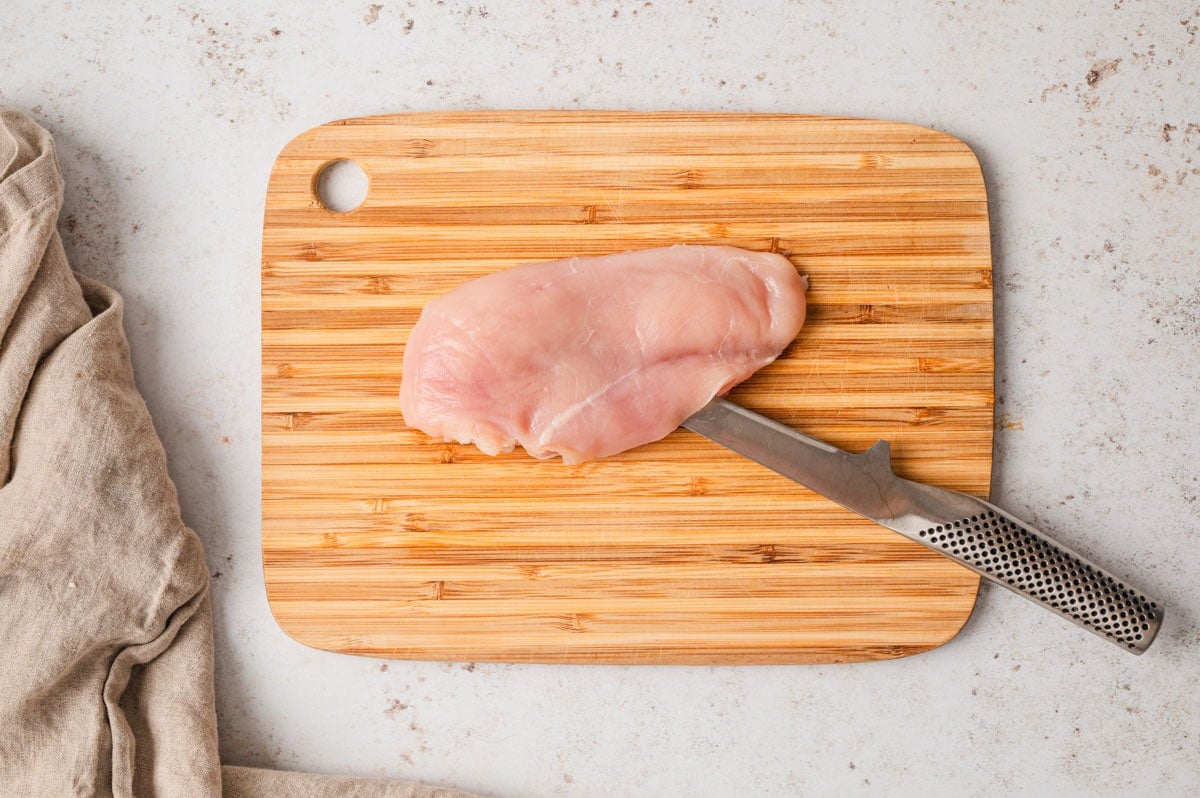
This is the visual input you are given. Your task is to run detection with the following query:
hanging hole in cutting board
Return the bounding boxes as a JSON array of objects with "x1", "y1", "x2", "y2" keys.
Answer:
[{"x1": 315, "y1": 159, "x2": 368, "y2": 213}]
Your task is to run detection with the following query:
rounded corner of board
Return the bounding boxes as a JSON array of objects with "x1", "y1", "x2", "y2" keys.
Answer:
[
  {"x1": 262, "y1": 586, "x2": 335, "y2": 656},
  {"x1": 269, "y1": 125, "x2": 317, "y2": 166},
  {"x1": 926, "y1": 127, "x2": 989, "y2": 189},
  {"x1": 929, "y1": 576, "x2": 985, "y2": 655},
  {"x1": 885, "y1": 120, "x2": 987, "y2": 173},
  {"x1": 858, "y1": 572, "x2": 983, "y2": 663},
  {"x1": 267, "y1": 115, "x2": 364, "y2": 173}
]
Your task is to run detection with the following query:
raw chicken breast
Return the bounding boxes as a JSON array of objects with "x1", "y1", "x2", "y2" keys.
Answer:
[{"x1": 400, "y1": 245, "x2": 807, "y2": 464}]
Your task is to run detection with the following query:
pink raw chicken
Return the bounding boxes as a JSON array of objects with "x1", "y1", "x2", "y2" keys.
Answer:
[{"x1": 399, "y1": 245, "x2": 807, "y2": 464}]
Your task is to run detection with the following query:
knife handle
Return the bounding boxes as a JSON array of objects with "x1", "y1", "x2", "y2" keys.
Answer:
[{"x1": 912, "y1": 499, "x2": 1164, "y2": 654}]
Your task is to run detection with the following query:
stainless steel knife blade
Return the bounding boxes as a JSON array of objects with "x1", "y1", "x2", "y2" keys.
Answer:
[{"x1": 682, "y1": 398, "x2": 1165, "y2": 654}]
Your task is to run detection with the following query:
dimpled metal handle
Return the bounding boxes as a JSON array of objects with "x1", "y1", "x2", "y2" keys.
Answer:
[{"x1": 910, "y1": 499, "x2": 1163, "y2": 653}]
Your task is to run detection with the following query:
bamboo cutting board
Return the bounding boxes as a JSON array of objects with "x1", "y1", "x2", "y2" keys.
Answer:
[{"x1": 262, "y1": 111, "x2": 993, "y2": 664}]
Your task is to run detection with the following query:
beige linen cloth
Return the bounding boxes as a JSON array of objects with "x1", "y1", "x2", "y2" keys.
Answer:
[{"x1": 0, "y1": 108, "x2": 476, "y2": 797}]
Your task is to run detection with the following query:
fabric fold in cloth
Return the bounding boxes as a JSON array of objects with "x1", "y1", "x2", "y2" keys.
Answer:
[{"x1": 0, "y1": 107, "x2": 476, "y2": 797}]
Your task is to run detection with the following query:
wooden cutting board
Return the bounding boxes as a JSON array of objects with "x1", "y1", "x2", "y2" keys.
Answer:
[{"x1": 262, "y1": 111, "x2": 993, "y2": 664}]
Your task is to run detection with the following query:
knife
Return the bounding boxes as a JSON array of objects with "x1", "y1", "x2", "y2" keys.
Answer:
[{"x1": 682, "y1": 398, "x2": 1165, "y2": 654}]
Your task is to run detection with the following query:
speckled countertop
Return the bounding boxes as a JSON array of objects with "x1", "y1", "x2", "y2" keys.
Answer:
[{"x1": 3, "y1": 2, "x2": 1198, "y2": 796}]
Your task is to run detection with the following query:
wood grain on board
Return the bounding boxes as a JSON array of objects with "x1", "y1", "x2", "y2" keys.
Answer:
[{"x1": 262, "y1": 112, "x2": 993, "y2": 664}]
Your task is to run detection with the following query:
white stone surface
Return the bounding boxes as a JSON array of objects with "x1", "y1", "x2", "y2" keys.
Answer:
[{"x1": 3, "y1": 1, "x2": 1198, "y2": 795}]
